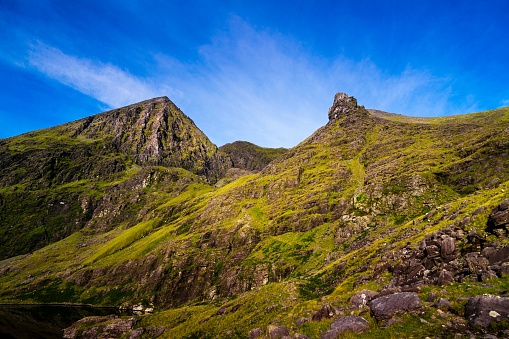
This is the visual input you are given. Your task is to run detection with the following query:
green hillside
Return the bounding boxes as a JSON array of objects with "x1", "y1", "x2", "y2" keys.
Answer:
[{"x1": 1, "y1": 93, "x2": 509, "y2": 338}]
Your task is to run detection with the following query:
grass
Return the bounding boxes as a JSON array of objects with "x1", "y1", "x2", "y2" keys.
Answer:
[
  {"x1": 84, "y1": 219, "x2": 158, "y2": 265},
  {"x1": 1, "y1": 104, "x2": 509, "y2": 337}
]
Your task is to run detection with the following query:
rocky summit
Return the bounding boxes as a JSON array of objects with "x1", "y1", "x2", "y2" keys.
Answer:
[{"x1": 1, "y1": 93, "x2": 509, "y2": 338}]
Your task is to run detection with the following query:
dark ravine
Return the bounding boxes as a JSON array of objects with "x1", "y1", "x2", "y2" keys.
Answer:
[{"x1": 1, "y1": 93, "x2": 509, "y2": 338}]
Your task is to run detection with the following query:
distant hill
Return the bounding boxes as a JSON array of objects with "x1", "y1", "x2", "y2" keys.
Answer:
[{"x1": 219, "y1": 140, "x2": 287, "y2": 172}]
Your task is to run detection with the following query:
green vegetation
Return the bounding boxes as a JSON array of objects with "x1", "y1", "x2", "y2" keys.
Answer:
[{"x1": 1, "y1": 97, "x2": 509, "y2": 337}]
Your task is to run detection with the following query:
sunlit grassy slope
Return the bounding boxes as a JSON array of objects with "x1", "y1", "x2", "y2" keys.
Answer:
[{"x1": 1, "y1": 102, "x2": 509, "y2": 337}]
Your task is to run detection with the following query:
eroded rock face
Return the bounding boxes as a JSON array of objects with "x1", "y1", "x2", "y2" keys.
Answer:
[
  {"x1": 328, "y1": 92, "x2": 368, "y2": 121},
  {"x1": 369, "y1": 292, "x2": 423, "y2": 321},
  {"x1": 464, "y1": 295, "x2": 509, "y2": 328}
]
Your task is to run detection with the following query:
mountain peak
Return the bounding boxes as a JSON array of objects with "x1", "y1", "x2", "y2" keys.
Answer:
[{"x1": 328, "y1": 92, "x2": 368, "y2": 121}]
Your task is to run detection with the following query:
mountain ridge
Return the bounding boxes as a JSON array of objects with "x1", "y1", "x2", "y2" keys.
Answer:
[{"x1": 1, "y1": 93, "x2": 509, "y2": 338}]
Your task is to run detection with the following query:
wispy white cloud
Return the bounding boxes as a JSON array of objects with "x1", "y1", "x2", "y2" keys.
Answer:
[
  {"x1": 25, "y1": 19, "x2": 476, "y2": 147},
  {"x1": 27, "y1": 42, "x2": 173, "y2": 108},
  {"x1": 154, "y1": 18, "x2": 473, "y2": 146}
]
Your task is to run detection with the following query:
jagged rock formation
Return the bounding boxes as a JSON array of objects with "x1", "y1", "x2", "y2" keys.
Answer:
[
  {"x1": 327, "y1": 92, "x2": 368, "y2": 121},
  {"x1": 2, "y1": 92, "x2": 509, "y2": 338}
]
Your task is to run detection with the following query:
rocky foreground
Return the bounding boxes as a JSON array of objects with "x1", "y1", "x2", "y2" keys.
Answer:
[{"x1": 62, "y1": 199, "x2": 509, "y2": 338}]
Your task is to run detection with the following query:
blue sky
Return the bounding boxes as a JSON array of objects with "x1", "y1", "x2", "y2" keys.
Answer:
[{"x1": 1, "y1": 0, "x2": 508, "y2": 147}]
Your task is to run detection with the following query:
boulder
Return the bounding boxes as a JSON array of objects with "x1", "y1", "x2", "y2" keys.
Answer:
[
  {"x1": 249, "y1": 328, "x2": 263, "y2": 339},
  {"x1": 432, "y1": 298, "x2": 451, "y2": 310},
  {"x1": 464, "y1": 253, "x2": 489, "y2": 275},
  {"x1": 440, "y1": 236, "x2": 456, "y2": 257},
  {"x1": 465, "y1": 295, "x2": 509, "y2": 328},
  {"x1": 437, "y1": 270, "x2": 455, "y2": 285},
  {"x1": 487, "y1": 199, "x2": 509, "y2": 233},
  {"x1": 330, "y1": 315, "x2": 369, "y2": 333},
  {"x1": 312, "y1": 304, "x2": 335, "y2": 321},
  {"x1": 64, "y1": 316, "x2": 137, "y2": 339},
  {"x1": 129, "y1": 328, "x2": 144, "y2": 339},
  {"x1": 146, "y1": 326, "x2": 165, "y2": 338},
  {"x1": 294, "y1": 334, "x2": 311, "y2": 339},
  {"x1": 267, "y1": 325, "x2": 289, "y2": 339},
  {"x1": 103, "y1": 317, "x2": 138, "y2": 337},
  {"x1": 481, "y1": 246, "x2": 509, "y2": 265},
  {"x1": 426, "y1": 245, "x2": 440, "y2": 258},
  {"x1": 320, "y1": 329, "x2": 339, "y2": 339},
  {"x1": 295, "y1": 317, "x2": 309, "y2": 327},
  {"x1": 369, "y1": 292, "x2": 423, "y2": 321},
  {"x1": 350, "y1": 290, "x2": 379, "y2": 309}
]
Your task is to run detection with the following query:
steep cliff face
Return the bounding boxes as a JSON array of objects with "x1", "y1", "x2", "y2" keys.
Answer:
[
  {"x1": 0, "y1": 96, "x2": 228, "y2": 187},
  {"x1": 0, "y1": 97, "x2": 230, "y2": 259},
  {"x1": 1, "y1": 93, "x2": 509, "y2": 338},
  {"x1": 71, "y1": 97, "x2": 229, "y2": 180}
]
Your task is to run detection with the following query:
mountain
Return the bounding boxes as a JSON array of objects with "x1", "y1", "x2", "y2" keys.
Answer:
[
  {"x1": 219, "y1": 141, "x2": 287, "y2": 172},
  {"x1": 1, "y1": 93, "x2": 509, "y2": 338},
  {"x1": 0, "y1": 96, "x2": 232, "y2": 260}
]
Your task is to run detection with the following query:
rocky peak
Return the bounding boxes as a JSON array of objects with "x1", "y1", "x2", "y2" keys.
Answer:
[{"x1": 328, "y1": 92, "x2": 368, "y2": 121}]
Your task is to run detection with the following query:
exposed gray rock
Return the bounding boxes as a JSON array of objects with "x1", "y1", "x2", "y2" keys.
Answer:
[
  {"x1": 267, "y1": 325, "x2": 289, "y2": 339},
  {"x1": 369, "y1": 292, "x2": 423, "y2": 321},
  {"x1": 129, "y1": 328, "x2": 144, "y2": 339},
  {"x1": 437, "y1": 270, "x2": 455, "y2": 285},
  {"x1": 103, "y1": 317, "x2": 138, "y2": 337},
  {"x1": 385, "y1": 317, "x2": 403, "y2": 327},
  {"x1": 441, "y1": 236, "x2": 456, "y2": 256},
  {"x1": 311, "y1": 304, "x2": 335, "y2": 321},
  {"x1": 464, "y1": 295, "x2": 509, "y2": 328},
  {"x1": 487, "y1": 199, "x2": 509, "y2": 237},
  {"x1": 320, "y1": 329, "x2": 338, "y2": 339},
  {"x1": 464, "y1": 253, "x2": 489, "y2": 275},
  {"x1": 482, "y1": 246, "x2": 509, "y2": 265},
  {"x1": 426, "y1": 245, "x2": 440, "y2": 258},
  {"x1": 500, "y1": 262, "x2": 509, "y2": 276},
  {"x1": 433, "y1": 298, "x2": 451, "y2": 310},
  {"x1": 249, "y1": 328, "x2": 263, "y2": 339},
  {"x1": 350, "y1": 289, "x2": 379, "y2": 309},
  {"x1": 427, "y1": 291, "x2": 439, "y2": 302},
  {"x1": 294, "y1": 334, "x2": 311, "y2": 339},
  {"x1": 295, "y1": 317, "x2": 309, "y2": 327},
  {"x1": 480, "y1": 269, "x2": 498, "y2": 282},
  {"x1": 327, "y1": 93, "x2": 367, "y2": 121},
  {"x1": 146, "y1": 326, "x2": 165, "y2": 337},
  {"x1": 330, "y1": 315, "x2": 369, "y2": 333}
]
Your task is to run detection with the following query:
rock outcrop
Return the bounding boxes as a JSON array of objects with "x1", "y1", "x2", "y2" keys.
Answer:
[
  {"x1": 63, "y1": 316, "x2": 138, "y2": 339},
  {"x1": 487, "y1": 199, "x2": 509, "y2": 238},
  {"x1": 369, "y1": 292, "x2": 423, "y2": 321},
  {"x1": 320, "y1": 316, "x2": 370, "y2": 338},
  {"x1": 327, "y1": 92, "x2": 368, "y2": 121},
  {"x1": 267, "y1": 325, "x2": 289, "y2": 339},
  {"x1": 464, "y1": 295, "x2": 509, "y2": 328}
]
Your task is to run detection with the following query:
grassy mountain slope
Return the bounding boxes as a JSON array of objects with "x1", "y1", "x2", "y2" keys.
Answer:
[
  {"x1": 1, "y1": 93, "x2": 509, "y2": 338},
  {"x1": 0, "y1": 96, "x2": 229, "y2": 260}
]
